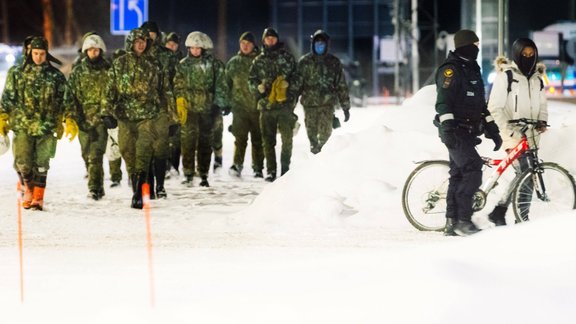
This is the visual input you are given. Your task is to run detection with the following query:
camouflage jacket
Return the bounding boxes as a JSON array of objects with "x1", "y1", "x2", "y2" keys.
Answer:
[
  {"x1": 248, "y1": 42, "x2": 297, "y2": 111},
  {"x1": 173, "y1": 53, "x2": 227, "y2": 114},
  {"x1": 297, "y1": 52, "x2": 350, "y2": 109},
  {"x1": 145, "y1": 42, "x2": 179, "y2": 123},
  {"x1": 103, "y1": 52, "x2": 163, "y2": 122},
  {"x1": 1, "y1": 62, "x2": 68, "y2": 136},
  {"x1": 226, "y1": 49, "x2": 259, "y2": 113},
  {"x1": 67, "y1": 57, "x2": 111, "y2": 130}
]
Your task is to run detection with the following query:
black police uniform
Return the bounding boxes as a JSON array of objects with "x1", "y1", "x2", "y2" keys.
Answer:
[{"x1": 435, "y1": 51, "x2": 495, "y2": 232}]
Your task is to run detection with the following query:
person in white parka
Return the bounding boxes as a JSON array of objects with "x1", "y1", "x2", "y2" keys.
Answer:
[{"x1": 487, "y1": 38, "x2": 549, "y2": 226}]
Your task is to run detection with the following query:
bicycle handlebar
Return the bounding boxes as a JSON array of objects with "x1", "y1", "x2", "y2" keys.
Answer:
[{"x1": 507, "y1": 118, "x2": 549, "y2": 127}]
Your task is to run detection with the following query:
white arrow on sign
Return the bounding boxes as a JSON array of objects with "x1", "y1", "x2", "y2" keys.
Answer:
[{"x1": 128, "y1": 0, "x2": 144, "y2": 27}]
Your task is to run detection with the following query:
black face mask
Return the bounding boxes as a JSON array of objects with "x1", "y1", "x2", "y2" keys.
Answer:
[
  {"x1": 517, "y1": 56, "x2": 536, "y2": 76},
  {"x1": 455, "y1": 44, "x2": 479, "y2": 61}
]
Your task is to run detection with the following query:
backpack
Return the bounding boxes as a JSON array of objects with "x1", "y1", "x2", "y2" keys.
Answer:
[{"x1": 503, "y1": 69, "x2": 544, "y2": 93}]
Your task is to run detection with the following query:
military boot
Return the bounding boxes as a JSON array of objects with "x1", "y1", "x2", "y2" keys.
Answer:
[
  {"x1": 30, "y1": 187, "x2": 46, "y2": 211},
  {"x1": 131, "y1": 173, "x2": 146, "y2": 209},
  {"x1": 155, "y1": 158, "x2": 167, "y2": 199},
  {"x1": 488, "y1": 206, "x2": 507, "y2": 226},
  {"x1": 22, "y1": 183, "x2": 34, "y2": 209},
  {"x1": 265, "y1": 172, "x2": 276, "y2": 182},
  {"x1": 213, "y1": 155, "x2": 223, "y2": 172},
  {"x1": 229, "y1": 164, "x2": 242, "y2": 177},
  {"x1": 148, "y1": 163, "x2": 156, "y2": 200},
  {"x1": 443, "y1": 218, "x2": 458, "y2": 236},
  {"x1": 200, "y1": 175, "x2": 210, "y2": 187}
]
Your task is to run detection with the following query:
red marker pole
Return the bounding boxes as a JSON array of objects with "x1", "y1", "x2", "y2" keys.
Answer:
[
  {"x1": 16, "y1": 181, "x2": 24, "y2": 303},
  {"x1": 142, "y1": 183, "x2": 155, "y2": 308}
]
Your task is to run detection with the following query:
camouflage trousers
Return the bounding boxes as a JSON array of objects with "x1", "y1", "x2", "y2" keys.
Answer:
[
  {"x1": 260, "y1": 108, "x2": 297, "y2": 176},
  {"x1": 109, "y1": 158, "x2": 122, "y2": 183},
  {"x1": 303, "y1": 105, "x2": 334, "y2": 153},
  {"x1": 231, "y1": 109, "x2": 263, "y2": 172},
  {"x1": 79, "y1": 125, "x2": 108, "y2": 191},
  {"x1": 212, "y1": 113, "x2": 223, "y2": 159},
  {"x1": 181, "y1": 111, "x2": 214, "y2": 177},
  {"x1": 12, "y1": 132, "x2": 57, "y2": 187},
  {"x1": 118, "y1": 114, "x2": 164, "y2": 177}
]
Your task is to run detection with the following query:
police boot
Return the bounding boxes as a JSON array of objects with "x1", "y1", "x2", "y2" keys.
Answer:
[
  {"x1": 454, "y1": 220, "x2": 481, "y2": 236},
  {"x1": 131, "y1": 173, "x2": 146, "y2": 209},
  {"x1": 488, "y1": 206, "x2": 507, "y2": 226},
  {"x1": 155, "y1": 158, "x2": 167, "y2": 199},
  {"x1": 443, "y1": 218, "x2": 458, "y2": 236}
]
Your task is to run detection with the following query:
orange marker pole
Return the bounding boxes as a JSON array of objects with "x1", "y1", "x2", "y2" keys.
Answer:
[
  {"x1": 16, "y1": 181, "x2": 24, "y2": 303},
  {"x1": 142, "y1": 183, "x2": 155, "y2": 308}
]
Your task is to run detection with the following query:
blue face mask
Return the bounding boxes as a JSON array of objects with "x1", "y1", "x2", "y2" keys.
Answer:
[{"x1": 314, "y1": 41, "x2": 326, "y2": 55}]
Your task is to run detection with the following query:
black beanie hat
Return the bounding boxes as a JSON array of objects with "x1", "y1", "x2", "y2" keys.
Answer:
[
  {"x1": 141, "y1": 21, "x2": 160, "y2": 34},
  {"x1": 240, "y1": 31, "x2": 256, "y2": 45},
  {"x1": 262, "y1": 27, "x2": 279, "y2": 40},
  {"x1": 454, "y1": 29, "x2": 479, "y2": 49}
]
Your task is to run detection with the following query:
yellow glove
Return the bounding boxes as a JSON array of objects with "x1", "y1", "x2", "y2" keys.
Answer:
[
  {"x1": 0, "y1": 113, "x2": 9, "y2": 136},
  {"x1": 274, "y1": 75, "x2": 289, "y2": 103},
  {"x1": 64, "y1": 118, "x2": 79, "y2": 142},
  {"x1": 267, "y1": 79, "x2": 277, "y2": 104},
  {"x1": 176, "y1": 97, "x2": 188, "y2": 125}
]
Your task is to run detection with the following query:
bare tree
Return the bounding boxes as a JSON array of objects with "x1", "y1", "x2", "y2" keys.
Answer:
[
  {"x1": 41, "y1": 0, "x2": 54, "y2": 47},
  {"x1": 64, "y1": 0, "x2": 75, "y2": 46},
  {"x1": 216, "y1": 0, "x2": 227, "y2": 60},
  {"x1": 0, "y1": 0, "x2": 8, "y2": 43}
]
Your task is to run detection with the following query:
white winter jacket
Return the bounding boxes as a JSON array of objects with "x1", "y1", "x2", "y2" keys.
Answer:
[{"x1": 487, "y1": 56, "x2": 548, "y2": 151}]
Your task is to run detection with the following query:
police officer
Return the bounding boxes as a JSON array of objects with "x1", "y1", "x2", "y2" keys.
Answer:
[
  {"x1": 435, "y1": 29, "x2": 502, "y2": 236},
  {"x1": 297, "y1": 29, "x2": 350, "y2": 154}
]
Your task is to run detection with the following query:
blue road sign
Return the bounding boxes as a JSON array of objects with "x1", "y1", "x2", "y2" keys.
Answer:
[{"x1": 111, "y1": 0, "x2": 148, "y2": 35}]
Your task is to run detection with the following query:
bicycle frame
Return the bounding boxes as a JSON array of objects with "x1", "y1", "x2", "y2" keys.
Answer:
[{"x1": 480, "y1": 135, "x2": 530, "y2": 196}]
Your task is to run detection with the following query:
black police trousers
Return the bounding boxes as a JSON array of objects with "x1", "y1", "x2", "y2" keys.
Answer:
[{"x1": 445, "y1": 134, "x2": 484, "y2": 221}]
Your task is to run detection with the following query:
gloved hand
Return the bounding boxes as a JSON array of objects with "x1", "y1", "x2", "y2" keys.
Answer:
[
  {"x1": 536, "y1": 120, "x2": 548, "y2": 133},
  {"x1": 64, "y1": 118, "x2": 79, "y2": 142},
  {"x1": 168, "y1": 124, "x2": 179, "y2": 137},
  {"x1": 102, "y1": 116, "x2": 118, "y2": 129},
  {"x1": 343, "y1": 108, "x2": 350, "y2": 122},
  {"x1": 257, "y1": 83, "x2": 266, "y2": 94},
  {"x1": 176, "y1": 97, "x2": 188, "y2": 125},
  {"x1": 439, "y1": 120, "x2": 459, "y2": 149},
  {"x1": 0, "y1": 112, "x2": 9, "y2": 136},
  {"x1": 484, "y1": 121, "x2": 502, "y2": 151},
  {"x1": 221, "y1": 106, "x2": 231, "y2": 116}
]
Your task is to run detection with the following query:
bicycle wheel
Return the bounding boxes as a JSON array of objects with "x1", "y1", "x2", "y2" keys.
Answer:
[
  {"x1": 511, "y1": 162, "x2": 576, "y2": 223},
  {"x1": 402, "y1": 160, "x2": 450, "y2": 231}
]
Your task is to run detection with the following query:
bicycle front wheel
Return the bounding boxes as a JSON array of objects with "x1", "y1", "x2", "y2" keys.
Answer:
[
  {"x1": 511, "y1": 162, "x2": 576, "y2": 223},
  {"x1": 402, "y1": 160, "x2": 450, "y2": 231}
]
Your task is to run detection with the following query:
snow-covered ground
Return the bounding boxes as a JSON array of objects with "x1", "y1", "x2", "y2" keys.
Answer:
[{"x1": 1, "y1": 86, "x2": 576, "y2": 323}]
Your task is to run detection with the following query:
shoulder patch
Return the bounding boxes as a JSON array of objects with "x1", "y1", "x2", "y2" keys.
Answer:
[{"x1": 443, "y1": 68, "x2": 454, "y2": 78}]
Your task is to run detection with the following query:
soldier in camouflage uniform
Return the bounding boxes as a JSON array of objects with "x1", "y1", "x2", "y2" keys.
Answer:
[
  {"x1": 67, "y1": 34, "x2": 110, "y2": 200},
  {"x1": 297, "y1": 30, "x2": 350, "y2": 154},
  {"x1": 101, "y1": 28, "x2": 177, "y2": 209},
  {"x1": 141, "y1": 21, "x2": 179, "y2": 199},
  {"x1": 225, "y1": 31, "x2": 264, "y2": 178},
  {"x1": 249, "y1": 27, "x2": 298, "y2": 182},
  {"x1": 163, "y1": 32, "x2": 184, "y2": 177},
  {"x1": 174, "y1": 31, "x2": 227, "y2": 187},
  {"x1": 0, "y1": 37, "x2": 71, "y2": 210}
]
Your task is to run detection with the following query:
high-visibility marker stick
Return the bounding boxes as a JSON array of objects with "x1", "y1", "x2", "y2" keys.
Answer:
[
  {"x1": 16, "y1": 181, "x2": 24, "y2": 303},
  {"x1": 142, "y1": 183, "x2": 155, "y2": 308}
]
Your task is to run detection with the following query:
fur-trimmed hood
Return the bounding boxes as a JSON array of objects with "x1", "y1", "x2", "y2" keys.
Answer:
[{"x1": 493, "y1": 55, "x2": 546, "y2": 75}]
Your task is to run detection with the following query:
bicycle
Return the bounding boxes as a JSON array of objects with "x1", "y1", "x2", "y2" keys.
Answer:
[{"x1": 402, "y1": 118, "x2": 576, "y2": 231}]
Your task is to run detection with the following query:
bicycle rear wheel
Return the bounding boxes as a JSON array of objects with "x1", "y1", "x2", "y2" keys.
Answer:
[
  {"x1": 402, "y1": 160, "x2": 450, "y2": 231},
  {"x1": 511, "y1": 162, "x2": 576, "y2": 223}
]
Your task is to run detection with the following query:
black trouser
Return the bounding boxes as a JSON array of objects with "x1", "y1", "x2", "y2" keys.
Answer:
[{"x1": 445, "y1": 134, "x2": 483, "y2": 221}]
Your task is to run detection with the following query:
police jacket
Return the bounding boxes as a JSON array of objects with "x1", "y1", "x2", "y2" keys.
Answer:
[{"x1": 435, "y1": 51, "x2": 493, "y2": 135}]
